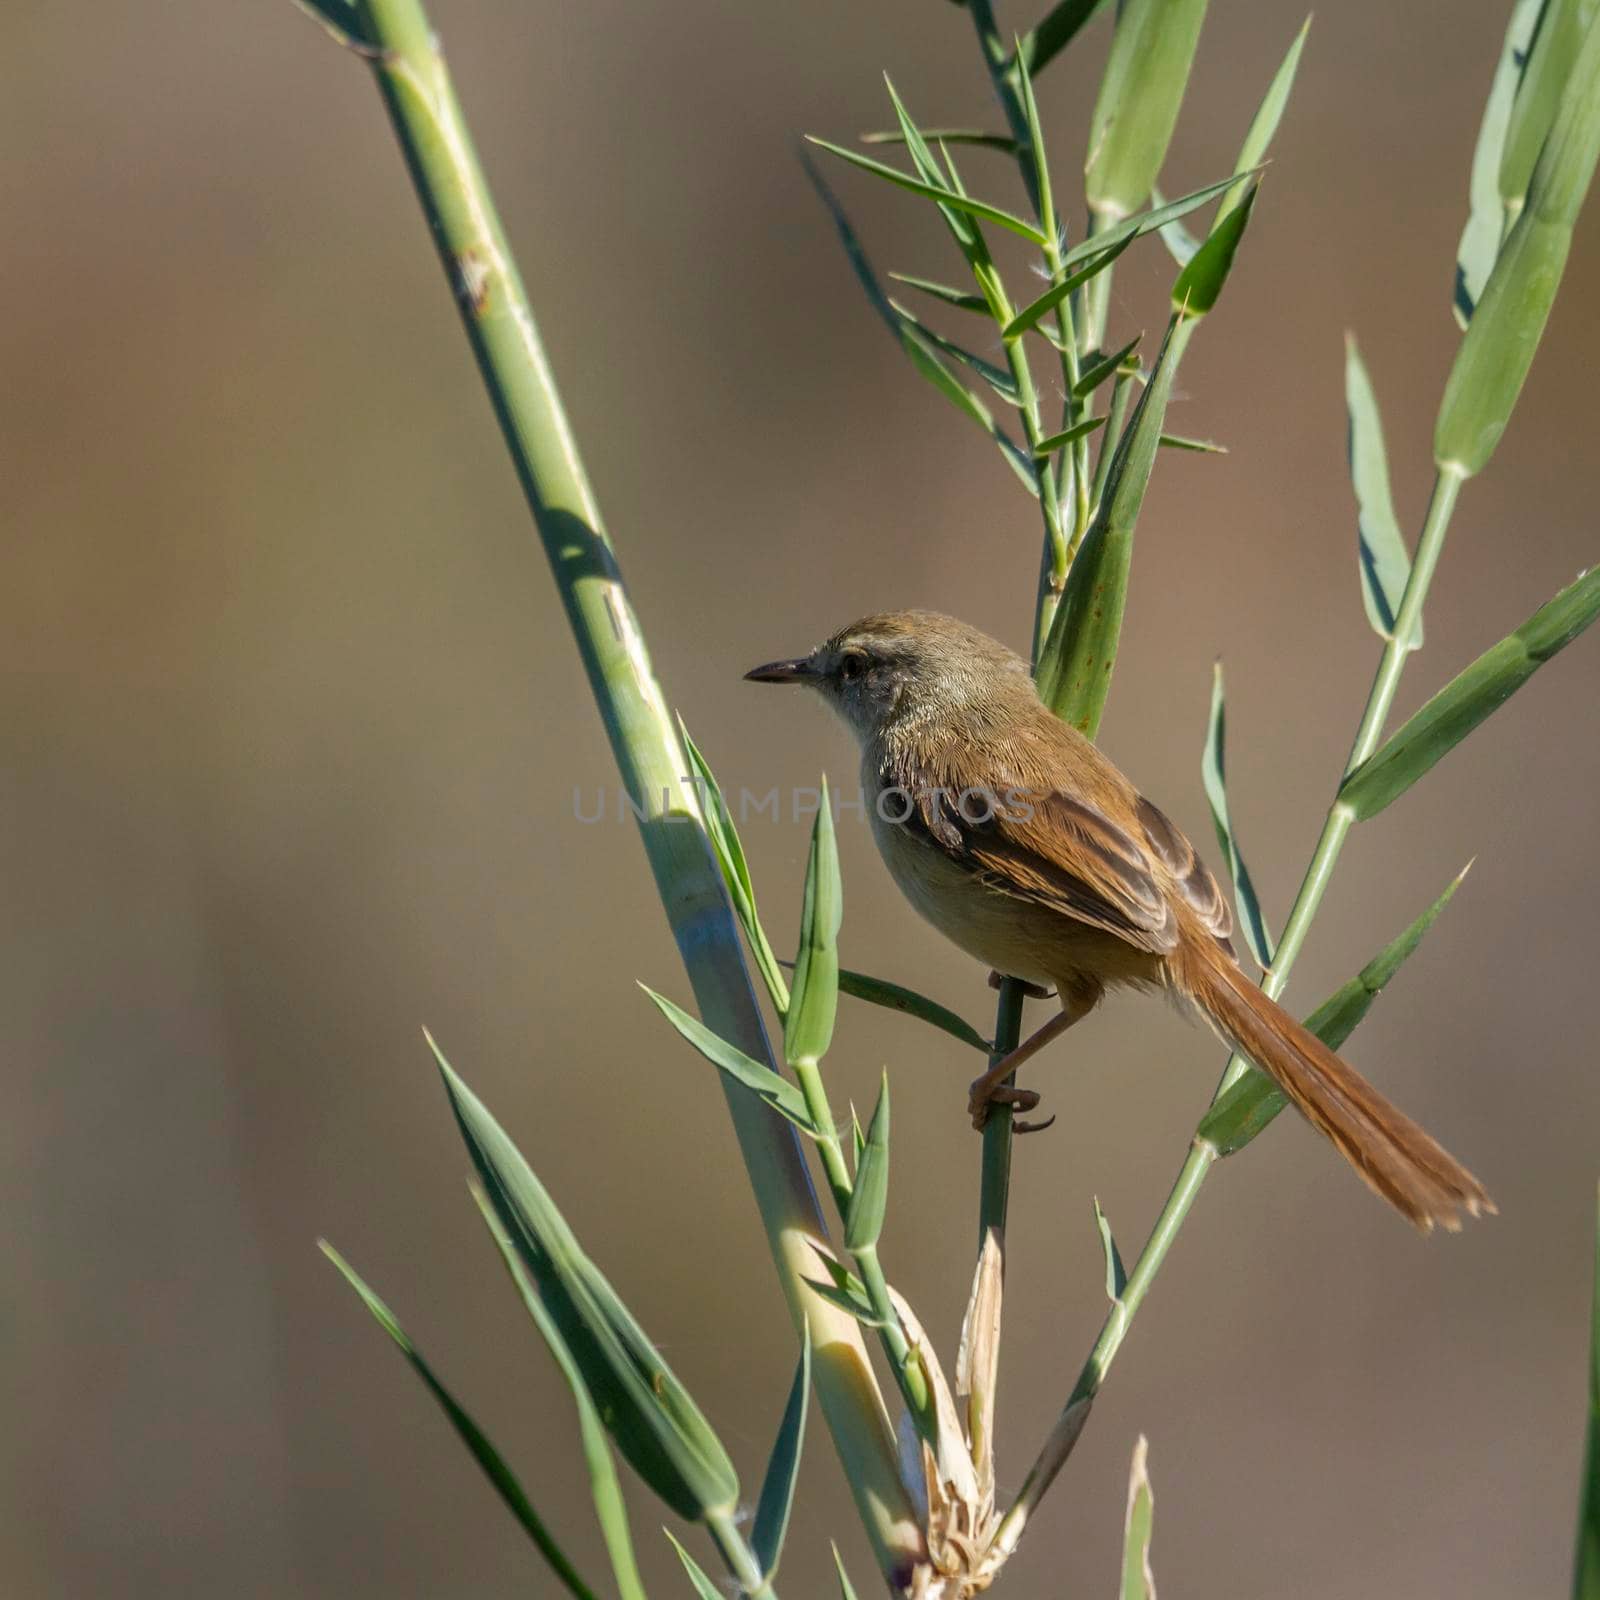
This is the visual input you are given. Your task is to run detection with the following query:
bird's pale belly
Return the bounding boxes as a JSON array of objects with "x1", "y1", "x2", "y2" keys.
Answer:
[{"x1": 870, "y1": 807, "x2": 1151, "y2": 990}]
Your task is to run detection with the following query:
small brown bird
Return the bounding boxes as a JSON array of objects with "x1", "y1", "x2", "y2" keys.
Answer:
[{"x1": 746, "y1": 610, "x2": 1492, "y2": 1233}]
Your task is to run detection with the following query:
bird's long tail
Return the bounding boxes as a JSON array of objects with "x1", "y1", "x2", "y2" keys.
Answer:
[{"x1": 1186, "y1": 950, "x2": 1493, "y2": 1232}]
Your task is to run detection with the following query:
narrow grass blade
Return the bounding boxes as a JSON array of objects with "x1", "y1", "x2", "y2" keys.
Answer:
[
  {"x1": 1201, "y1": 662, "x2": 1275, "y2": 969},
  {"x1": 680, "y1": 721, "x2": 789, "y2": 1010},
  {"x1": 1013, "y1": 32, "x2": 1059, "y2": 245},
  {"x1": 1016, "y1": 0, "x2": 1108, "y2": 77},
  {"x1": 1003, "y1": 237, "x2": 1136, "y2": 341},
  {"x1": 882, "y1": 77, "x2": 990, "y2": 265},
  {"x1": 1086, "y1": 0, "x2": 1210, "y2": 220},
  {"x1": 1074, "y1": 334, "x2": 1143, "y2": 398},
  {"x1": 1093, "y1": 1197, "x2": 1128, "y2": 1303},
  {"x1": 1341, "y1": 565, "x2": 1600, "y2": 821},
  {"x1": 804, "y1": 136, "x2": 1049, "y2": 243},
  {"x1": 468, "y1": 1189, "x2": 648, "y2": 1600},
  {"x1": 751, "y1": 1325, "x2": 811, "y2": 1581},
  {"x1": 832, "y1": 1542, "x2": 863, "y2": 1600},
  {"x1": 889, "y1": 300, "x2": 1020, "y2": 403},
  {"x1": 844, "y1": 1074, "x2": 891, "y2": 1252},
  {"x1": 665, "y1": 1531, "x2": 724, "y2": 1600},
  {"x1": 644, "y1": 986, "x2": 815, "y2": 1132},
  {"x1": 433, "y1": 1040, "x2": 740, "y2": 1522},
  {"x1": 1435, "y1": 12, "x2": 1600, "y2": 476},
  {"x1": 1224, "y1": 17, "x2": 1311, "y2": 221},
  {"x1": 803, "y1": 1276, "x2": 892, "y2": 1328},
  {"x1": 861, "y1": 128, "x2": 1017, "y2": 153},
  {"x1": 1151, "y1": 185, "x2": 1201, "y2": 267},
  {"x1": 1574, "y1": 1183, "x2": 1600, "y2": 1600},
  {"x1": 1034, "y1": 415, "x2": 1106, "y2": 456},
  {"x1": 1157, "y1": 432, "x2": 1226, "y2": 453},
  {"x1": 320, "y1": 1244, "x2": 603, "y2": 1600},
  {"x1": 1172, "y1": 177, "x2": 1260, "y2": 317},
  {"x1": 1035, "y1": 312, "x2": 1196, "y2": 735},
  {"x1": 1344, "y1": 337, "x2": 1420, "y2": 649},
  {"x1": 1197, "y1": 864, "x2": 1470, "y2": 1155},
  {"x1": 1060, "y1": 170, "x2": 1254, "y2": 269},
  {"x1": 786, "y1": 778, "x2": 842, "y2": 1066},
  {"x1": 1119, "y1": 1435, "x2": 1156, "y2": 1600},
  {"x1": 833, "y1": 967, "x2": 991, "y2": 1051},
  {"x1": 1500, "y1": 0, "x2": 1595, "y2": 213},
  {"x1": 1455, "y1": 0, "x2": 1544, "y2": 325},
  {"x1": 887, "y1": 272, "x2": 989, "y2": 313}
]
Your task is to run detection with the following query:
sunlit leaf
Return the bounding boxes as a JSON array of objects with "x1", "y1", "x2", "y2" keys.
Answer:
[{"x1": 1201, "y1": 661, "x2": 1275, "y2": 969}]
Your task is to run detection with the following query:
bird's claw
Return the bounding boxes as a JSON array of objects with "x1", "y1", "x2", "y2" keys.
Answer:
[{"x1": 968, "y1": 1080, "x2": 1042, "y2": 1128}]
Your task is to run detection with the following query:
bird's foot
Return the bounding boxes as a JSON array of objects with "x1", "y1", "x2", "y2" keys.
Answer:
[
  {"x1": 968, "y1": 1079, "x2": 1042, "y2": 1128},
  {"x1": 987, "y1": 971, "x2": 1056, "y2": 999}
]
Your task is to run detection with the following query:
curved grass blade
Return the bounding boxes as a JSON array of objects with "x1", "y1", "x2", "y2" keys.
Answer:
[
  {"x1": 830, "y1": 967, "x2": 992, "y2": 1052},
  {"x1": 889, "y1": 300, "x2": 1019, "y2": 403},
  {"x1": 1172, "y1": 177, "x2": 1260, "y2": 317},
  {"x1": 844, "y1": 1074, "x2": 891, "y2": 1253},
  {"x1": 803, "y1": 136, "x2": 1048, "y2": 244},
  {"x1": 1500, "y1": 0, "x2": 1596, "y2": 216},
  {"x1": 887, "y1": 272, "x2": 988, "y2": 314},
  {"x1": 680, "y1": 721, "x2": 789, "y2": 1011},
  {"x1": 1086, "y1": 0, "x2": 1209, "y2": 221},
  {"x1": 1074, "y1": 334, "x2": 1143, "y2": 399},
  {"x1": 1034, "y1": 415, "x2": 1106, "y2": 456},
  {"x1": 433, "y1": 1039, "x2": 741, "y2": 1522},
  {"x1": 665, "y1": 1531, "x2": 724, "y2": 1600},
  {"x1": 1345, "y1": 337, "x2": 1420, "y2": 649},
  {"x1": 1455, "y1": 0, "x2": 1544, "y2": 326},
  {"x1": 319, "y1": 1243, "x2": 602, "y2": 1600},
  {"x1": 645, "y1": 986, "x2": 815, "y2": 1132},
  {"x1": 786, "y1": 778, "x2": 842, "y2": 1066},
  {"x1": 1015, "y1": 0, "x2": 1108, "y2": 78},
  {"x1": 1201, "y1": 662, "x2": 1275, "y2": 969},
  {"x1": 751, "y1": 1326, "x2": 812, "y2": 1582},
  {"x1": 1002, "y1": 233, "x2": 1135, "y2": 339},
  {"x1": 1119, "y1": 1435, "x2": 1156, "y2": 1600},
  {"x1": 861, "y1": 128, "x2": 1017, "y2": 153},
  {"x1": 1435, "y1": 12, "x2": 1600, "y2": 476},
  {"x1": 1574, "y1": 1183, "x2": 1600, "y2": 1599},
  {"x1": 1341, "y1": 565, "x2": 1600, "y2": 821},
  {"x1": 468, "y1": 1188, "x2": 648, "y2": 1600},
  {"x1": 1197, "y1": 863, "x2": 1470, "y2": 1155},
  {"x1": 1093, "y1": 1197, "x2": 1128, "y2": 1303},
  {"x1": 1035, "y1": 312, "x2": 1196, "y2": 734}
]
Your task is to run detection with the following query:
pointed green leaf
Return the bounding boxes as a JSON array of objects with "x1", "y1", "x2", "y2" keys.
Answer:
[
  {"x1": 1036, "y1": 311, "x2": 1197, "y2": 736},
  {"x1": 1012, "y1": 30, "x2": 1059, "y2": 246},
  {"x1": 751, "y1": 1325, "x2": 811, "y2": 1580},
  {"x1": 644, "y1": 985, "x2": 815, "y2": 1132},
  {"x1": 786, "y1": 779, "x2": 842, "y2": 1065},
  {"x1": 1201, "y1": 662, "x2": 1275, "y2": 969},
  {"x1": 1015, "y1": 0, "x2": 1108, "y2": 78},
  {"x1": 1156, "y1": 432, "x2": 1226, "y2": 453},
  {"x1": 850, "y1": 1101, "x2": 867, "y2": 1166},
  {"x1": 1455, "y1": 0, "x2": 1544, "y2": 326},
  {"x1": 1197, "y1": 864, "x2": 1470, "y2": 1155},
  {"x1": 1435, "y1": 12, "x2": 1600, "y2": 475},
  {"x1": 1059, "y1": 171, "x2": 1252, "y2": 269},
  {"x1": 802, "y1": 1276, "x2": 892, "y2": 1328},
  {"x1": 1574, "y1": 1183, "x2": 1600, "y2": 1599},
  {"x1": 1500, "y1": 0, "x2": 1598, "y2": 214},
  {"x1": 467, "y1": 1189, "x2": 648, "y2": 1600},
  {"x1": 861, "y1": 128, "x2": 1018, "y2": 153},
  {"x1": 432, "y1": 1038, "x2": 740, "y2": 1521},
  {"x1": 1172, "y1": 177, "x2": 1260, "y2": 317},
  {"x1": 844, "y1": 1073, "x2": 891, "y2": 1252},
  {"x1": 890, "y1": 300, "x2": 1020, "y2": 403},
  {"x1": 881, "y1": 77, "x2": 990, "y2": 264},
  {"x1": 1344, "y1": 337, "x2": 1420, "y2": 649},
  {"x1": 804, "y1": 136, "x2": 1049, "y2": 244},
  {"x1": 832, "y1": 1541, "x2": 863, "y2": 1600},
  {"x1": 1074, "y1": 334, "x2": 1143, "y2": 398},
  {"x1": 1034, "y1": 415, "x2": 1107, "y2": 456},
  {"x1": 1120, "y1": 1436, "x2": 1156, "y2": 1600},
  {"x1": 1151, "y1": 185, "x2": 1202, "y2": 267},
  {"x1": 887, "y1": 272, "x2": 989, "y2": 313},
  {"x1": 1217, "y1": 16, "x2": 1310, "y2": 231},
  {"x1": 664, "y1": 1531, "x2": 724, "y2": 1600},
  {"x1": 834, "y1": 966, "x2": 992, "y2": 1052},
  {"x1": 1093, "y1": 1197, "x2": 1127, "y2": 1303},
  {"x1": 680, "y1": 722, "x2": 789, "y2": 1011},
  {"x1": 1002, "y1": 233, "x2": 1136, "y2": 339},
  {"x1": 1086, "y1": 0, "x2": 1210, "y2": 220},
  {"x1": 1341, "y1": 565, "x2": 1600, "y2": 820},
  {"x1": 320, "y1": 1243, "x2": 603, "y2": 1600}
]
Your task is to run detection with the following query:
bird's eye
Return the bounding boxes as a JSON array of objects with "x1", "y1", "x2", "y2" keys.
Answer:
[{"x1": 839, "y1": 652, "x2": 866, "y2": 682}]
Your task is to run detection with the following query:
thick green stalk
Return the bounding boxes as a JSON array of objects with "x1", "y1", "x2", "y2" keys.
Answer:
[
  {"x1": 976, "y1": 980, "x2": 1027, "y2": 1250},
  {"x1": 707, "y1": 1511, "x2": 778, "y2": 1600},
  {"x1": 992, "y1": 465, "x2": 1468, "y2": 1554},
  {"x1": 333, "y1": 2, "x2": 922, "y2": 1584}
]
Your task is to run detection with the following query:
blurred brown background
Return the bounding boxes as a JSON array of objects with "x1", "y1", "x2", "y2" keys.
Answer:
[{"x1": 3, "y1": 1, "x2": 1597, "y2": 1595}]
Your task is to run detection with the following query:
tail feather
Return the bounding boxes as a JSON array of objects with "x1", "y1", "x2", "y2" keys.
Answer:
[{"x1": 1190, "y1": 953, "x2": 1493, "y2": 1233}]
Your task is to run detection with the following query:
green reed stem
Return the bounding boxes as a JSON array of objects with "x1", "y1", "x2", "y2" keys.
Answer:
[
  {"x1": 992, "y1": 464, "x2": 1469, "y2": 1555},
  {"x1": 707, "y1": 1511, "x2": 779, "y2": 1600},
  {"x1": 330, "y1": 2, "x2": 923, "y2": 1585}
]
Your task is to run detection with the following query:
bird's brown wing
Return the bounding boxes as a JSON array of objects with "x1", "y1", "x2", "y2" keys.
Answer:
[{"x1": 905, "y1": 778, "x2": 1235, "y2": 960}]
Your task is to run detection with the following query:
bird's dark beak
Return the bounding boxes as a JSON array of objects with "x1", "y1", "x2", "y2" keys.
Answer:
[{"x1": 744, "y1": 657, "x2": 815, "y2": 684}]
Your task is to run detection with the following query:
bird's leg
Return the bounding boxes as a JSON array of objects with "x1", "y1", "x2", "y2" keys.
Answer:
[
  {"x1": 987, "y1": 969, "x2": 1055, "y2": 999},
  {"x1": 968, "y1": 982, "x2": 1098, "y2": 1129}
]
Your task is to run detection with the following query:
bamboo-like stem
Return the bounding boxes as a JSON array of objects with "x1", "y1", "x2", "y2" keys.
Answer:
[
  {"x1": 992, "y1": 465, "x2": 1470, "y2": 1555},
  {"x1": 976, "y1": 980, "x2": 1027, "y2": 1251},
  {"x1": 329, "y1": 2, "x2": 923, "y2": 1585},
  {"x1": 707, "y1": 1511, "x2": 778, "y2": 1600}
]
